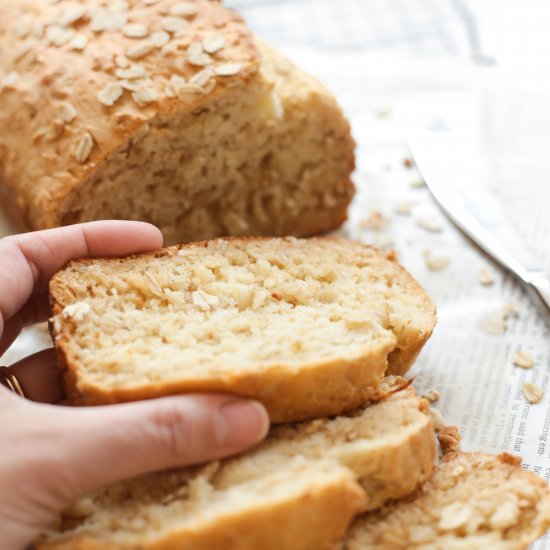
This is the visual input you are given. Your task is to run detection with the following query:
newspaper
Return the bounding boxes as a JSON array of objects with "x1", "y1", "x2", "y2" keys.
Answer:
[{"x1": 2, "y1": 2, "x2": 550, "y2": 547}]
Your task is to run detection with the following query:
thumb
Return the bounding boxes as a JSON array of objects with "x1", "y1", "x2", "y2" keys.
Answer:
[{"x1": 45, "y1": 394, "x2": 269, "y2": 502}]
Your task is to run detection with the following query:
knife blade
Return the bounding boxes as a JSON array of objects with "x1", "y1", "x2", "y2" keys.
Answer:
[{"x1": 409, "y1": 129, "x2": 550, "y2": 327}]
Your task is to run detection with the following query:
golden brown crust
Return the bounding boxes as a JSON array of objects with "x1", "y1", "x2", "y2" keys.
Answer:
[
  {"x1": 0, "y1": 3, "x2": 356, "y2": 243},
  {"x1": 36, "y1": 386, "x2": 434, "y2": 550},
  {"x1": 345, "y1": 451, "x2": 550, "y2": 549},
  {"x1": 0, "y1": 0, "x2": 259, "y2": 230},
  {"x1": 38, "y1": 469, "x2": 367, "y2": 550}
]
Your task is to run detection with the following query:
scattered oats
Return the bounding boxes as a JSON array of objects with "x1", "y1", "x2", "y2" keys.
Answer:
[
  {"x1": 170, "y1": 2, "x2": 197, "y2": 16},
  {"x1": 90, "y1": 9, "x2": 127, "y2": 32},
  {"x1": 395, "y1": 202, "x2": 412, "y2": 215},
  {"x1": 187, "y1": 41, "x2": 203, "y2": 56},
  {"x1": 372, "y1": 235, "x2": 395, "y2": 250},
  {"x1": 425, "y1": 254, "x2": 450, "y2": 271},
  {"x1": 123, "y1": 23, "x2": 149, "y2": 38},
  {"x1": 45, "y1": 121, "x2": 65, "y2": 141},
  {"x1": 189, "y1": 67, "x2": 215, "y2": 88},
  {"x1": 188, "y1": 52, "x2": 213, "y2": 66},
  {"x1": 143, "y1": 0, "x2": 161, "y2": 4},
  {"x1": 144, "y1": 272, "x2": 164, "y2": 298},
  {"x1": 503, "y1": 302, "x2": 520, "y2": 319},
  {"x1": 429, "y1": 407, "x2": 447, "y2": 431},
  {"x1": 151, "y1": 30, "x2": 170, "y2": 47},
  {"x1": 479, "y1": 311, "x2": 507, "y2": 335},
  {"x1": 439, "y1": 503, "x2": 472, "y2": 531},
  {"x1": 199, "y1": 80, "x2": 215, "y2": 94},
  {"x1": 202, "y1": 34, "x2": 225, "y2": 54},
  {"x1": 403, "y1": 157, "x2": 414, "y2": 168},
  {"x1": 479, "y1": 269, "x2": 495, "y2": 286},
  {"x1": 161, "y1": 17, "x2": 189, "y2": 34},
  {"x1": 376, "y1": 107, "x2": 391, "y2": 118},
  {"x1": 119, "y1": 79, "x2": 141, "y2": 91},
  {"x1": 192, "y1": 290, "x2": 219, "y2": 311},
  {"x1": 170, "y1": 80, "x2": 203, "y2": 100},
  {"x1": 360, "y1": 211, "x2": 390, "y2": 231},
  {"x1": 46, "y1": 25, "x2": 76, "y2": 46},
  {"x1": 423, "y1": 388, "x2": 440, "y2": 403},
  {"x1": 57, "y1": 6, "x2": 87, "y2": 27},
  {"x1": 417, "y1": 217, "x2": 443, "y2": 233},
  {"x1": 490, "y1": 501, "x2": 519, "y2": 530},
  {"x1": 131, "y1": 82, "x2": 158, "y2": 105},
  {"x1": 1, "y1": 71, "x2": 19, "y2": 89},
  {"x1": 74, "y1": 132, "x2": 94, "y2": 164},
  {"x1": 69, "y1": 33, "x2": 88, "y2": 50},
  {"x1": 522, "y1": 382, "x2": 543, "y2": 404},
  {"x1": 160, "y1": 43, "x2": 177, "y2": 56},
  {"x1": 54, "y1": 101, "x2": 77, "y2": 122},
  {"x1": 214, "y1": 63, "x2": 242, "y2": 76},
  {"x1": 97, "y1": 83, "x2": 124, "y2": 106},
  {"x1": 127, "y1": 41, "x2": 154, "y2": 59},
  {"x1": 115, "y1": 64, "x2": 146, "y2": 79},
  {"x1": 513, "y1": 351, "x2": 534, "y2": 369},
  {"x1": 62, "y1": 301, "x2": 91, "y2": 321},
  {"x1": 115, "y1": 55, "x2": 130, "y2": 68},
  {"x1": 410, "y1": 178, "x2": 426, "y2": 188}
]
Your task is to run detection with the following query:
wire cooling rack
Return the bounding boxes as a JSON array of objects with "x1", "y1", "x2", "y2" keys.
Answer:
[{"x1": 226, "y1": 0, "x2": 483, "y2": 59}]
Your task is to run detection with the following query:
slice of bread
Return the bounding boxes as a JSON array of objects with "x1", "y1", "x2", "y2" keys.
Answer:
[
  {"x1": 36, "y1": 385, "x2": 435, "y2": 550},
  {"x1": 49, "y1": 237, "x2": 436, "y2": 422},
  {"x1": 344, "y1": 452, "x2": 550, "y2": 549}
]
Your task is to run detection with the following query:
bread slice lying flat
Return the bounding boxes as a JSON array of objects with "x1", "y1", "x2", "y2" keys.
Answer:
[
  {"x1": 37, "y1": 384, "x2": 434, "y2": 550},
  {"x1": 344, "y1": 452, "x2": 550, "y2": 550},
  {"x1": 49, "y1": 237, "x2": 436, "y2": 422}
]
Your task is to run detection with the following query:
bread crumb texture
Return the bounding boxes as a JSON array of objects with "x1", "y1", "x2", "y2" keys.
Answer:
[
  {"x1": 346, "y1": 452, "x2": 550, "y2": 550},
  {"x1": 49, "y1": 238, "x2": 436, "y2": 421},
  {"x1": 36, "y1": 386, "x2": 434, "y2": 550},
  {"x1": 0, "y1": 1, "x2": 354, "y2": 244}
]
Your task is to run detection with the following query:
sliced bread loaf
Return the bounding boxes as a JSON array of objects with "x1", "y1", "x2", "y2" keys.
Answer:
[
  {"x1": 36, "y1": 384, "x2": 435, "y2": 550},
  {"x1": 0, "y1": 1, "x2": 355, "y2": 244},
  {"x1": 49, "y1": 237, "x2": 436, "y2": 422},
  {"x1": 344, "y1": 452, "x2": 550, "y2": 549}
]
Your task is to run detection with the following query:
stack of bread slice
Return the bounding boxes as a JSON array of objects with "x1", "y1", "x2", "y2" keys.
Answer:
[{"x1": 38, "y1": 237, "x2": 550, "y2": 549}]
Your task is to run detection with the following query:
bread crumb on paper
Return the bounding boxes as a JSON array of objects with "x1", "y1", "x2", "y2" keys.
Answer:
[{"x1": 479, "y1": 269, "x2": 495, "y2": 286}]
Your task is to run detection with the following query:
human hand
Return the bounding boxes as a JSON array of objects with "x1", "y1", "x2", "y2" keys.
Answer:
[{"x1": 0, "y1": 221, "x2": 269, "y2": 550}]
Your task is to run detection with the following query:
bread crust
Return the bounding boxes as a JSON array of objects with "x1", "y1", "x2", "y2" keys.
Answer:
[
  {"x1": 0, "y1": 2, "x2": 355, "y2": 243},
  {"x1": 36, "y1": 386, "x2": 434, "y2": 550},
  {"x1": 38, "y1": 468, "x2": 367, "y2": 550},
  {"x1": 345, "y1": 451, "x2": 550, "y2": 549},
  {"x1": 49, "y1": 237, "x2": 436, "y2": 422},
  {"x1": 0, "y1": 0, "x2": 259, "y2": 228}
]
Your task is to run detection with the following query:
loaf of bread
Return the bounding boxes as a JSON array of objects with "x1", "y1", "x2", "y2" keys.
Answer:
[
  {"x1": 0, "y1": 0, "x2": 355, "y2": 244},
  {"x1": 49, "y1": 237, "x2": 436, "y2": 422},
  {"x1": 344, "y1": 452, "x2": 550, "y2": 549},
  {"x1": 36, "y1": 384, "x2": 434, "y2": 550}
]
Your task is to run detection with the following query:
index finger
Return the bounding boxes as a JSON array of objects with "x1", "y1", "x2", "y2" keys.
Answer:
[{"x1": 0, "y1": 221, "x2": 163, "y2": 323}]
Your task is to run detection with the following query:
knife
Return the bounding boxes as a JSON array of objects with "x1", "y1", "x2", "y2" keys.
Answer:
[{"x1": 409, "y1": 129, "x2": 550, "y2": 327}]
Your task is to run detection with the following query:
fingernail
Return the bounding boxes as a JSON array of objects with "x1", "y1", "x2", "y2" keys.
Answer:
[{"x1": 218, "y1": 400, "x2": 269, "y2": 448}]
